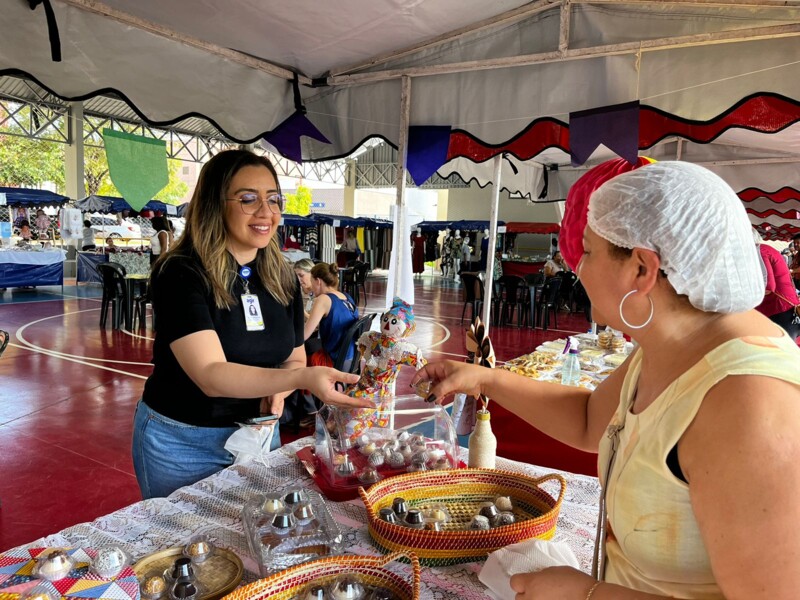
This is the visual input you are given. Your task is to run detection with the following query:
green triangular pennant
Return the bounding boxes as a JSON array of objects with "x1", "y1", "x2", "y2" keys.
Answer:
[{"x1": 102, "y1": 129, "x2": 168, "y2": 212}]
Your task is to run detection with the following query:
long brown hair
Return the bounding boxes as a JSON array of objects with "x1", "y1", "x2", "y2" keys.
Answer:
[{"x1": 154, "y1": 150, "x2": 296, "y2": 308}]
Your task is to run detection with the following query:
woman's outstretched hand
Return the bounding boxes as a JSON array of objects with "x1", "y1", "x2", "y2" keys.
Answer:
[
  {"x1": 510, "y1": 566, "x2": 598, "y2": 600},
  {"x1": 410, "y1": 360, "x2": 486, "y2": 403},
  {"x1": 305, "y1": 367, "x2": 374, "y2": 408}
]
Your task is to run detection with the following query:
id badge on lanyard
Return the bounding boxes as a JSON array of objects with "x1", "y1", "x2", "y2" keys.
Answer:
[{"x1": 239, "y1": 266, "x2": 265, "y2": 332}]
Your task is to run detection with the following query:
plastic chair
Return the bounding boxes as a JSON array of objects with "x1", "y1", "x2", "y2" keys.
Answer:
[
  {"x1": 333, "y1": 313, "x2": 376, "y2": 373},
  {"x1": 132, "y1": 281, "x2": 153, "y2": 330},
  {"x1": 536, "y1": 277, "x2": 562, "y2": 331},
  {"x1": 556, "y1": 271, "x2": 578, "y2": 312},
  {"x1": 96, "y1": 262, "x2": 128, "y2": 329},
  {"x1": 340, "y1": 268, "x2": 359, "y2": 305},
  {"x1": 497, "y1": 275, "x2": 528, "y2": 327},
  {"x1": 459, "y1": 273, "x2": 482, "y2": 324},
  {"x1": 352, "y1": 262, "x2": 370, "y2": 305},
  {"x1": 572, "y1": 279, "x2": 593, "y2": 323}
]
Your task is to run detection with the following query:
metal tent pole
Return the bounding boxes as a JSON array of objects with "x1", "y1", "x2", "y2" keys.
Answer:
[
  {"x1": 391, "y1": 75, "x2": 412, "y2": 300},
  {"x1": 481, "y1": 154, "x2": 503, "y2": 335}
]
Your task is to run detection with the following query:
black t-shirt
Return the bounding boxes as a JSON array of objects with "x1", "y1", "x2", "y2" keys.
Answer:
[{"x1": 142, "y1": 254, "x2": 304, "y2": 427}]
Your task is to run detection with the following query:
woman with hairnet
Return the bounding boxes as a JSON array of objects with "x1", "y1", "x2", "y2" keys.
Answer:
[{"x1": 413, "y1": 160, "x2": 800, "y2": 600}]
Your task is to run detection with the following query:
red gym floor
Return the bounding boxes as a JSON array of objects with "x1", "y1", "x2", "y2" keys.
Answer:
[{"x1": 0, "y1": 272, "x2": 589, "y2": 551}]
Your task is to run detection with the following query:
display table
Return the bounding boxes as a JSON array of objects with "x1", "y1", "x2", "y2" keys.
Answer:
[
  {"x1": 0, "y1": 249, "x2": 66, "y2": 288},
  {"x1": 16, "y1": 438, "x2": 601, "y2": 598},
  {"x1": 77, "y1": 252, "x2": 105, "y2": 284},
  {"x1": 77, "y1": 252, "x2": 150, "y2": 284},
  {"x1": 501, "y1": 259, "x2": 545, "y2": 278},
  {"x1": 110, "y1": 252, "x2": 149, "y2": 276}
]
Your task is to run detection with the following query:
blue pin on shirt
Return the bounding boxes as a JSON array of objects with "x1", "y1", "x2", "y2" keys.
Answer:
[{"x1": 239, "y1": 266, "x2": 252, "y2": 280}]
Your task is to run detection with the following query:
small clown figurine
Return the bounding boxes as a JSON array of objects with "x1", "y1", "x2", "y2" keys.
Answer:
[{"x1": 337, "y1": 297, "x2": 426, "y2": 441}]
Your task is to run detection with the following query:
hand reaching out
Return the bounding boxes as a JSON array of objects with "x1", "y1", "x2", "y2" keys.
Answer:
[
  {"x1": 305, "y1": 367, "x2": 375, "y2": 409},
  {"x1": 410, "y1": 360, "x2": 487, "y2": 403}
]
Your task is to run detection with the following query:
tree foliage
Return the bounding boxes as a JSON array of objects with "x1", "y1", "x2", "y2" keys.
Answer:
[
  {"x1": 87, "y1": 147, "x2": 188, "y2": 204},
  {"x1": 0, "y1": 133, "x2": 188, "y2": 204},
  {"x1": 285, "y1": 184, "x2": 312, "y2": 215},
  {"x1": 0, "y1": 134, "x2": 66, "y2": 190}
]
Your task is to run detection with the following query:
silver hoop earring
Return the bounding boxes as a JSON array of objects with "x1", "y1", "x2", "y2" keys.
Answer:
[{"x1": 618, "y1": 290, "x2": 654, "y2": 329}]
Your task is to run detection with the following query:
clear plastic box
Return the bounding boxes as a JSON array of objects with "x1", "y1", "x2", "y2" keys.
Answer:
[
  {"x1": 313, "y1": 394, "x2": 459, "y2": 494},
  {"x1": 241, "y1": 488, "x2": 343, "y2": 577}
]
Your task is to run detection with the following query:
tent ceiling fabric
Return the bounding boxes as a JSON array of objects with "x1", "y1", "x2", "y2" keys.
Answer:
[{"x1": 2, "y1": 1, "x2": 799, "y2": 149}]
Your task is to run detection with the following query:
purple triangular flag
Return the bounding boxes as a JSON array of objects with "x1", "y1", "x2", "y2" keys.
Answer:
[
  {"x1": 569, "y1": 101, "x2": 640, "y2": 167},
  {"x1": 262, "y1": 111, "x2": 330, "y2": 163},
  {"x1": 407, "y1": 125, "x2": 452, "y2": 186}
]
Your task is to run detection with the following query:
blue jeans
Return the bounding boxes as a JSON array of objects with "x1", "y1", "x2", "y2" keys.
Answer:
[{"x1": 131, "y1": 400, "x2": 281, "y2": 499}]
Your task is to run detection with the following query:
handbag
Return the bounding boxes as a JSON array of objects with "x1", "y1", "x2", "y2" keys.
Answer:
[{"x1": 771, "y1": 290, "x2": 800, "y2": 324}]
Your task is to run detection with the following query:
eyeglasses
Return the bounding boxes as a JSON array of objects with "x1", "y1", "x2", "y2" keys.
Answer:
[{"x1": 227, "y1": 193, "x2": 285, "y2": 214}]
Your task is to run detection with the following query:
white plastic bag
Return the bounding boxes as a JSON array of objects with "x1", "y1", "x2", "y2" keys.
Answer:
[{"x1": 224, "y1": 422, "x2": 277, "y2": 466}]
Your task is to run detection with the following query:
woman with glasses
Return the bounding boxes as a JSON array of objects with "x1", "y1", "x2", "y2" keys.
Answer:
[{"x1": 133, "y1": 149, "x2": 372, "y2": 499}]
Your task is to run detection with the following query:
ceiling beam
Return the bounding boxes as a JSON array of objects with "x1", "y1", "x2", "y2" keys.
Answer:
[
  {"x1": 58, "y1": 0, "x2": 310, "y2": 84},
  {"x1": 574, "y1": 0, "x2": 800, "y2": 8},
  {"x1": 329, "y1": 21, "x2": 800, "y2": 85},
  {"x1": 329, "y1": 0, "x2": 556, "y2": 77}
]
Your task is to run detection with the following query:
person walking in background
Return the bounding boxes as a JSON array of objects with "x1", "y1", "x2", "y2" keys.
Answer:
[
  {"x1": 754, "y1": 229, "x2": 800, "y2": 340},
  {"x1": 81, "y1": 220, "x2": 96, "y2": 251},
  {"x1": 149, "y1": 215, "x2": 173, "y2": 265}
]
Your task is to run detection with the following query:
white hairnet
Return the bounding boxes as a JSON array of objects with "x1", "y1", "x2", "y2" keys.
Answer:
[{"x1": 587, "y1": 161, "x2": 764, "y2": 313}]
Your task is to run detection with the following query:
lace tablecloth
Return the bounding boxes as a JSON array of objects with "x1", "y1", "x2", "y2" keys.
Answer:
[{"x1": 22, "y1": 439, "x2": 601, "y2": 599}]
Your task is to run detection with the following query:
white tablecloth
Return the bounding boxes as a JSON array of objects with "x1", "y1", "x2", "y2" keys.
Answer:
[
  {"x1": 0, "y1": 249, "x2": 67, "y2": 265},
  {"x1": 282, "y1": 249, "x2": 311, "y2": 263},
  {"x1": 20, "y1": 438, "x2": 601, "y2": 599}
]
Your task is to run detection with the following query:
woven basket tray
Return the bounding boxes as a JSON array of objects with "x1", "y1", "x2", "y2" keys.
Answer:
[
  {"x1": 359, "y1": 469, "x2": 566, "y2": 566},
  {"x1": 221, "y1": 552, "x2": 420, "y2": 600},
  {"x1": 132, "y1": 546, "x2": 243, "y2": 600}
]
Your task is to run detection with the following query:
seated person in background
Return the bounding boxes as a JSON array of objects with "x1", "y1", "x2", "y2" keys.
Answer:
[
  {"x1": 81, "y1": 220, "x2": 97, "y2": 251},
  {"x1": 105, "y1": 236, "x2": 118, "y2": 253},
  {"x1": 293, "y1": 258, "x2": 315, "y2": 321},
  {"x1": 304, "y1": 262, "x2": 359, "y2": 371},
  {"x1": 543, "y1": 250, "x2": 569, "y2": 277}
]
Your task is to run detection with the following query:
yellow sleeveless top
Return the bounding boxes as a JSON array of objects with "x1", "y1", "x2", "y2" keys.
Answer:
[{"x1": 598, "y1": 334, "x2": 800, "y2": 598}]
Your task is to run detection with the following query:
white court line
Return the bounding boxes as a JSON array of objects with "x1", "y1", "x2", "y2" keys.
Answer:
[
  {"x1": 15, "y1": 308, "x2": 154, "y2": 367},
  {"x1": 427, "y1": 349, "x2": 468, "y2": 358},
  {"x1": 8, "y1": 341, "x2": 148, "y2": 380},
  {"x1": 413, "y1": 316, "x2": 451, "y2": 349}
]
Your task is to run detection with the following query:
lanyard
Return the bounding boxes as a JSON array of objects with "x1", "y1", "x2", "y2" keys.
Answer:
[{"x1": 239, "y1": 265, "x2": 252, "y2": 294}]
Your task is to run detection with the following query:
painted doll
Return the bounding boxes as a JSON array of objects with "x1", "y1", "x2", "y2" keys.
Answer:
[{"x1": 336, "y1": 297, "x2": 426, "y2": 441}]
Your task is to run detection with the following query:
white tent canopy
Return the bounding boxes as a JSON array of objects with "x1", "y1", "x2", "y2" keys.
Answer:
[
  {"x1": 2, "y1": 0, "x2": 799, "y2": 151},
  {"x1": 2, "y1": 0, "x2": 800, "y2": 241}
]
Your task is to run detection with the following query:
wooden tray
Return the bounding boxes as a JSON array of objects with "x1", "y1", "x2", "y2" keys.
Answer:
[{"x1": 132, "y1": 546, "x2": 244, "y2": 600}]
